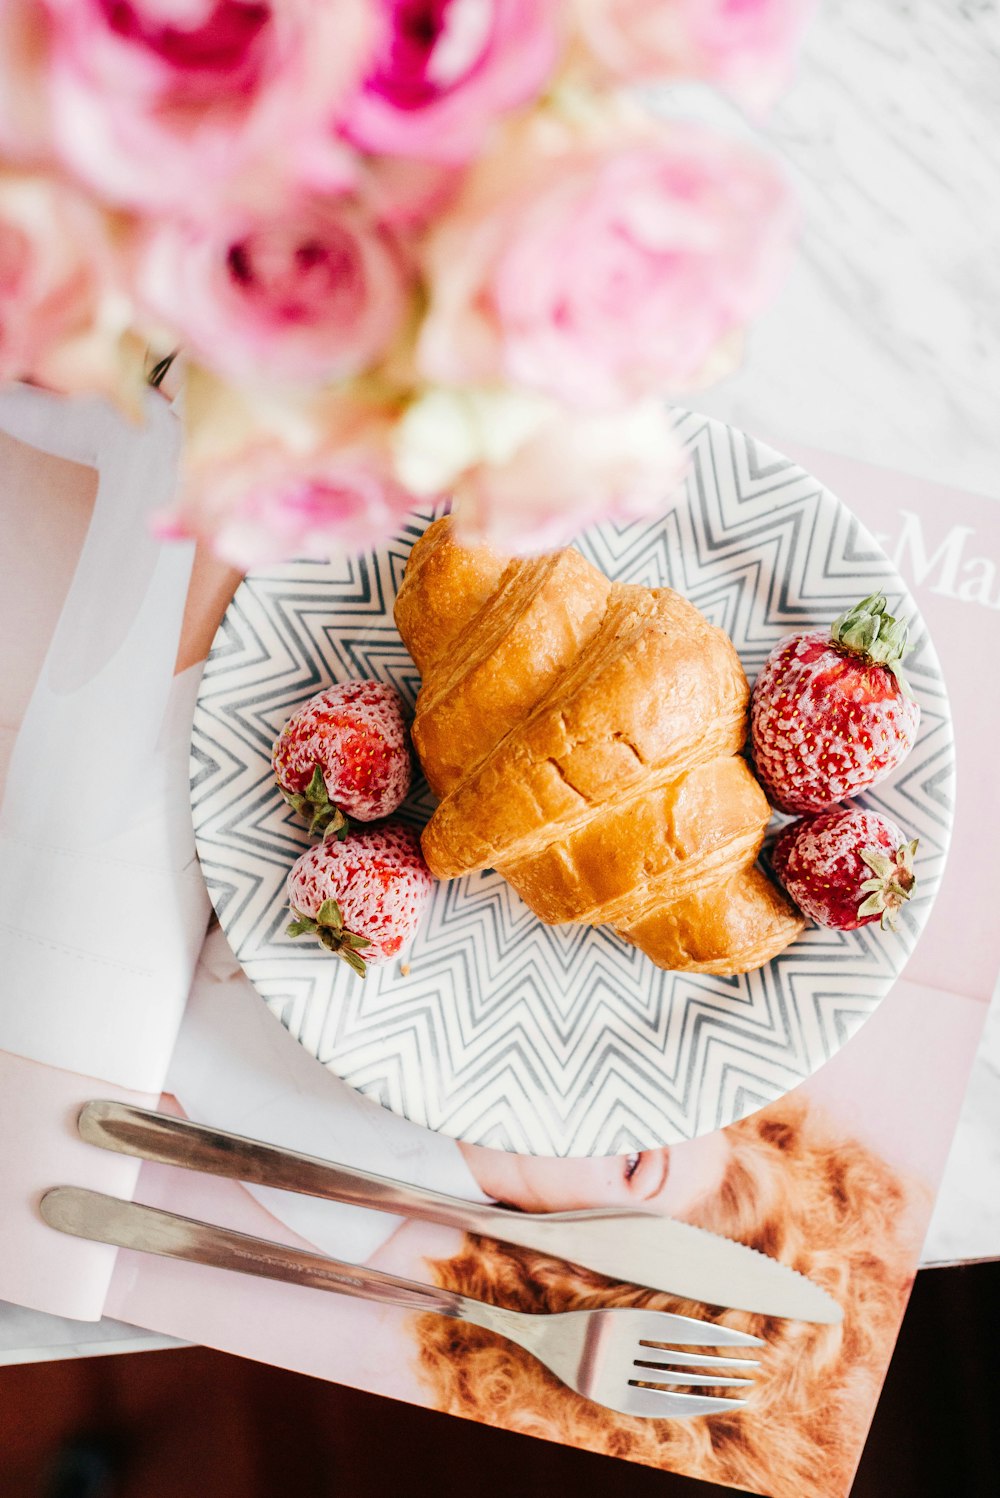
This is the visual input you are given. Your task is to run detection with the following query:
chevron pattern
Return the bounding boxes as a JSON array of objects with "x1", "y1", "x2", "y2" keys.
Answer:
[{"x1": 190, "y1": 412, "x2": 955, "y2": 1156}]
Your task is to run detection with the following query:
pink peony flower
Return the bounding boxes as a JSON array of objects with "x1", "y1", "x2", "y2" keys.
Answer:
[
  {"x1": 574, "y1": 0, "x2": 814, "y2": 115},
  {"x1": 340, "y1": 0, "x2": 563, "y2": 163},
  {"x1": 393, "y1": 386, "x2": 687, "y2": 552},
  {"x1": 132, "y1": 195, "x2": 413, "y2": 385},
  {"x1": 0, "y1": 169, "x2": 131, "y2": 393},
  {"x1": 456, "y1": 402, "x2": 688, "y2": 552},
  {"x1": 0, "y1": 1, "x2": 54, "y2": 160},
  {"x1": 417, "y1": 121, "x2": 795, "y2": 410},
  {"x1": 358, "y1": 154, "x2": 463, "y2": 232},
  {"x1": 16, "y1": 0, "x2": 376, "y2": 210},
  {"x1": 169, "y1": 433, "x2": 417, "y2": 568}
]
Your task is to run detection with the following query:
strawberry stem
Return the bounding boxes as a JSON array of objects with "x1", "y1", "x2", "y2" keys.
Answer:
[
  {"x1": 285, "y1": 901, "x2": 372, "y2": 977},
  {"x1": 857, "y1": 838, "x2": 919, "y2": 931},
  {"x1": 280, "y1": 765, "x2": 350, "y2": 839},
  {"x1": 830, "y1": 593, "x2": 915, "y2": 696}
]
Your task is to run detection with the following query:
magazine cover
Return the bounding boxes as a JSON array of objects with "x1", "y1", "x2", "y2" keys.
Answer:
[{"x1": 114, "y1": 944, "x2": 981, "y2": 1498}]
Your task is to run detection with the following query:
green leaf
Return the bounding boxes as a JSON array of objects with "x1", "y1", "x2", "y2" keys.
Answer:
[
  {"x1": 146, "y1": 348, "x2": 179, "y2": 389},
  {"x1": 858, "y1": 891, "x2": 887, "y2": 918},
  {"x1": 829, "y1": 591, "x2": 915, "y2": 694},
  {"x1": 860, "y1": 849, "x2": 894, "y2": 880},
  {"x1": 279, "y1": 764, "x2": 352, "y2": 840},
  {"x1": 882, "y1": 617, "x2": 908, "y2": 656},
  {"x1": 286, "y1": 906, "x2": 318, "y2": 940},
  {"x1": 340, "y1": 931, "x2": 373, "y2": 951},
  {"x1": 312, "y1": 803, "x2": 350, "y2": 839},
  {"x1": 316, "y1": 898, "x2": 344, "y2": 930},
  {"x1": 339, "y1": 948, "x2": 368, "y2": 978},
  {"x1": 304, "y1": 766, "x2": 327, "y2": 802},
  {"x1": 319, "y1": 807, "x2": 348, "y2": 839},
  {"x1": 888, "y1": 661, "x2": 912, "y2": 695},
  {"x1": 845, "y1": 617, "x2": 879, "y2": 654}
]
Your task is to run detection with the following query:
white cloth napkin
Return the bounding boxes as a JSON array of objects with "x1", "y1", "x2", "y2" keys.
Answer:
[{"x1": 0, "y1": 385, "x2": 210, "y2": 1092}]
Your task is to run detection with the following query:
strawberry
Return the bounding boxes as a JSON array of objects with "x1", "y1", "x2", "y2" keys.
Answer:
[
  {"x1": 750, "y1": 593, "x2": 920, "y2": 814},
  {"x1": 285, "y1": 821, "x2": 433, "y2": 975},
  {"x1": 771, "y1": 808, "x2": 918, "y2": 931},
  {"x1": 272, "y1": 681, "x2": 411, "y2": 837}
]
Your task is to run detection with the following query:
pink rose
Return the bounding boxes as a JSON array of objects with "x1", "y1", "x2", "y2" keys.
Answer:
[
  {"x1": 0, "y1": 170, "x2": 128, "y2": 392},
  {"x1": 15, "y1": 0, "x2": 376, "y2": 210},
  {"x1": 168, "y1": 420, "x2": 417, "y2": 567},
  {"x1": 340, "y1": 0, "x2": 563, "y2": 163},
  {"x1": 575, "y1": 0, "x2": 814, "y2": 114},
  {"x1": 133, "y1": 195, "x2": 413, "y2": 385},
  {"x1": 417, "y1": 123, "x2": 795, "y2": 409},
  {"x1": 394, "y1": 387, "x2": 687, "y2": 552}
]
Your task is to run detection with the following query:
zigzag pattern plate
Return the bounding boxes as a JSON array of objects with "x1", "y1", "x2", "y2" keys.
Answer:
[{"x1": 191, "y1": 413, "x2": 954, "y2": 1156}]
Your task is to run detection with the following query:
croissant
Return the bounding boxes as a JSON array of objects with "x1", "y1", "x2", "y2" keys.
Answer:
[{"x1": 394, "y1": 517, "x2": 804, "y2": 975}]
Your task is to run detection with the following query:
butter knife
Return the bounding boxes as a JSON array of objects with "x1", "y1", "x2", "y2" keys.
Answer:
[{"x1": 77, "y1": 1099, "x2": 841, "y2": 1324}]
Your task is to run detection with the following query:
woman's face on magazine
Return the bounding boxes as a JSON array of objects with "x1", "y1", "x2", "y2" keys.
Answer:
[{"x1": 461, "y1": 1130, "x2": 732, "y2": 1219}]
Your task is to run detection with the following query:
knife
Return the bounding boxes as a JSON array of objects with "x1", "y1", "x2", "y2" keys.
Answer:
[{"x1": 76, "y1": 1099, "x2": 842, "y2": 1323}]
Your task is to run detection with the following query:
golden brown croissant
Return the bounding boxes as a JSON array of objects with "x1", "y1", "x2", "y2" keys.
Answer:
[{"x1": 394, "y1": 516, "x2": 803, "y2": 975}]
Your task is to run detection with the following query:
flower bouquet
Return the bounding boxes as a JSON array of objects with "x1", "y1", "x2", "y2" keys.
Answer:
[{"x1": 0, "y1": 0, "x2": 810, "y2": 560}]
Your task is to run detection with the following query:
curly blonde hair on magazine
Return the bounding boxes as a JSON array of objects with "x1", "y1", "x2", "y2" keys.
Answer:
[{"x1": 414, "y1": 1097, "x2": 921, "y2": 1498}]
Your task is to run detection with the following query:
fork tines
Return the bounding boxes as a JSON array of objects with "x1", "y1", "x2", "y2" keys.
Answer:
[
  {"x1": 626, "y1": 1319, "x2": 763, "y2": 1409},
  {"x1": 632, "y1": 1343, "x2": 759, "y2": 1389}
]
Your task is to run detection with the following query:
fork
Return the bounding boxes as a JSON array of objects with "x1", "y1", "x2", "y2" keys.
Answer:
[{"x1": 41, "y1": 1186, "x2": 763, "y2": 1420}]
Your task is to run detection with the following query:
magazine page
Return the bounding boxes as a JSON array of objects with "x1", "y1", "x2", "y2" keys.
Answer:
[{"x1": 105, "y1": 967, "x2": 987, "y2": 1498}]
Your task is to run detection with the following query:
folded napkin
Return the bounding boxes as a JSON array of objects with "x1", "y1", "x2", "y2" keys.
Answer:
[{"x1": 0, "y1": 385, "x2": 209, "y2": 1093}]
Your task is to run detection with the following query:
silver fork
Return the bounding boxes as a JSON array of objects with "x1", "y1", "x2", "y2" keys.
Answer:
[{"x1": 41, "y1": 1186, "x2": 763, "y2": 1420}]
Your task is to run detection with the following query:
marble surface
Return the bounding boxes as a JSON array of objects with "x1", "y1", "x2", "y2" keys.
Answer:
[
  {"x1": 923, "y1": 975, "x2": 1000, "y2": 1266},
  {"x1": 0, "y1": 1303, "x2": 179, "y2": 1365},
  {"x1": 694, "y1": 0, "x2": 1000, "y2": 499},
  {"x1": 4, "y1": 0, "x2": 999, "y2": 1362}
]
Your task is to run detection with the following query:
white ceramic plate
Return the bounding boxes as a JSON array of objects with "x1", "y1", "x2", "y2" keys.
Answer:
[{"x1": 190, "y1": 412, "x2": 954, "y2": 1156}]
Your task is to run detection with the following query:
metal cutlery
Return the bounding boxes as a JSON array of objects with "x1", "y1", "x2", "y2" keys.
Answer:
[
  {"x1": 77, "y1": 1099, "x2": 842, "y2": 1324},
  {"x1": 41, "y1": 1185, "x2": 764, "y2": 1420}
]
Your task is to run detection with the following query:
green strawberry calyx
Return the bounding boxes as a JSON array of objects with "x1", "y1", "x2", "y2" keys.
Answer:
[
  {"x1": 829, "y1": 592, "x2": 915, "y2": 696},
  {"x1": 857, "y1": 838, "x2": 919, "y2": 931},
  {"x1": 280, "y1": 765, "x2": 350, "y2": 840},
  {"x1": 286, "y1": 899, "x2": 372, "y2": 978}
]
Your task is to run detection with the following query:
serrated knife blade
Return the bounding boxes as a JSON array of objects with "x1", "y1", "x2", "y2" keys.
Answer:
[{"x1": 76, "y1": 1099, "x2": 842, "y2": 1324}]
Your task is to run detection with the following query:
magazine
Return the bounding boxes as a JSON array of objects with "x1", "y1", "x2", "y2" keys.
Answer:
[{"x1": 1, "y1": 396, "x2": 997, "y2": 1498}]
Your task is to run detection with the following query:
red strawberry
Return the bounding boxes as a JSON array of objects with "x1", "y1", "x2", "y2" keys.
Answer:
[
  {"x1": 771, "y1": 808, "x2": 918, "y2": 931},
  {"x1": 272, "y1": 681, "x2": 411, "y2": 837},
  {"x1": 285, "y1": 821, "x2": 433, "y2": 975},
  {"x1": 750, "y1": 593, "x2": 920, "y2": 814}
]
